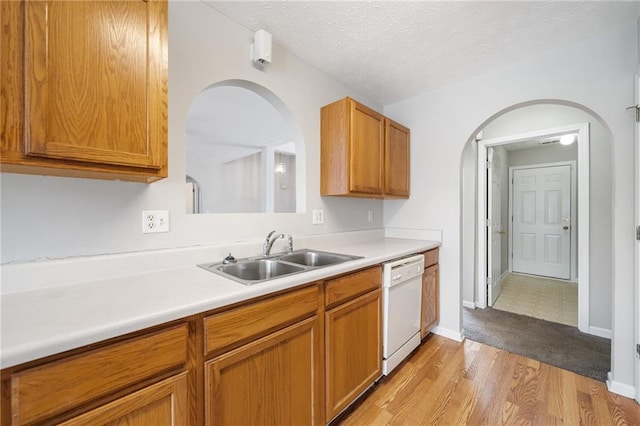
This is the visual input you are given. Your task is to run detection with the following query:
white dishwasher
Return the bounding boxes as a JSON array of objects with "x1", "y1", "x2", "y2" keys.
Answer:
[{"x1": 382, "y1": 254, "x2": 425, "y2": 375}]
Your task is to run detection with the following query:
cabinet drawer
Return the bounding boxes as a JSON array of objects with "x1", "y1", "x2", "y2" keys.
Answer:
[
  {"x1": 422, "y1": 248, "x2": 439, "y2": 268},
  {"x1": 204, "y1": 284, "x2": 319, "y2": 357},
  {"x1": 325, "y1": 266, "x2": 381, "y2": 309},
  {"x1": 10, "y1": 324, "x2": 188, "y2": 425}
]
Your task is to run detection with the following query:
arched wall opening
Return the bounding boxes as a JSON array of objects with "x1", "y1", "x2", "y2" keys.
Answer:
[
  {"x1": 459, "y1": 100, "x2": 614, "y2": 338},
  {"x1": 185, "y1": 79, "x2": 307, "y2": 214}
]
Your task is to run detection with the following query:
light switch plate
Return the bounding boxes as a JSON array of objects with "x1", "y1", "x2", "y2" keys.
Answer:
[{"x1": 312, "y1": 209, "x2": 324, "y2": 225}]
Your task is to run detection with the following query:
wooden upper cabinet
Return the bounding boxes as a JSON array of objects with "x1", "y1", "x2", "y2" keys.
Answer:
[
  {"x1": 0, "y1": 0, "x2": 168, "y2": 182},
  {"x1": 321, "y1": 97, "x2": 409, "y2": 198},
  {"x1": 384, "y1": 118, "x2": 410, "y2": 197},
  {"x1": 349, "y1": 101, "x2": 385, "y2": 195}
]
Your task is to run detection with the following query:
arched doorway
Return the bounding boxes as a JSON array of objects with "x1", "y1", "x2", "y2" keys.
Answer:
[{"x1": 460, "y1": 101, "x2": 614, "y2": 337}]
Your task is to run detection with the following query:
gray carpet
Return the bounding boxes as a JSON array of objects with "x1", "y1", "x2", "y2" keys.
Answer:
[{"x1": 463, "y1": 307, "x2": 610, "y2": 382}]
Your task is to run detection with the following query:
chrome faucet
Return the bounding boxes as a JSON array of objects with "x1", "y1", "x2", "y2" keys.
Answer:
[{"x1": 263, "y1": 230, "x2": 285, "y2": 257}]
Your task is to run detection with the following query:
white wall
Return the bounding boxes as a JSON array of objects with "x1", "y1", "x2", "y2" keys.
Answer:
[
  {"x1": 383, "y1": 23, "x2": 637, "y2": 390},
  {"x1": 0, "y1": 2, "x2": 385, "y2": 264}
]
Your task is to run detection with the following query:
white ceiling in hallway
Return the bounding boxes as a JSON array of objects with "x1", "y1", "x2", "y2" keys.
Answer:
[{"x1": 204, "y1": 1, "x2": 640, "y2": 105}]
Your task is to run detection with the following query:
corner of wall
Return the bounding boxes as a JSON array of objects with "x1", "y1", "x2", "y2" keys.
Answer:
[
  {"x1": 607, "y1": 372, "x2": 637, "y2": 398},
  {"x1": 431, "y1": 325, "x2": 465, "y2": 342}
]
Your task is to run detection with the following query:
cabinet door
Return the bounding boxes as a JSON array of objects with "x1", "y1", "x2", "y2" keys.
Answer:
[
  {"x1": 10, "y1": 324, "x2": 188, "y2": 425},
  {"x1": 325, "y1": 289, "x2": 382, "y2": 421},
  {"x1": 205, "y1": 316, "x2": 322, "y2": 426},
  {"x1": 59, "y1": 373, "x2": 188, "y2": 426},
  {"x1": 349, "y1": 100, "x2": 384, "y2": 195},
  {"x1": 421, "y1": 264, "x2": 439, "y2": 338},
  {"x1": 23, "y1": 0, "x2": 166, "y2": 169},
  {"x1": 384, "y1": 119, "x2": 410, "y2": 197}
]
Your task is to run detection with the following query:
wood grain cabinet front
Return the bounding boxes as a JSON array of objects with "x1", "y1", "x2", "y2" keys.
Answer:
[
  {"x1": 324, "y1": 268, "x2": 382, "y2": 422},
  {"x1": 321, "y1": 97, "x2": 410, "y2": 198},
  {"x1": 5, "y1": 324, "x2": 188, "y2": 425},
  {"x1": 58, "y1": 372, "x2": 188, "y2": 426},
  {"x1": 384, "y1": 118, "x2": 410, "y2": 197},
  {"x1": 0, "y1": 0, "x2": 168, "y2": 182},
  {"x1": 421, "y1": 248, "x2": 440, "y2": 338},
  {"x1": 203, "y1": 284, "x2": 318, "y2": 357},
  {"x1": 202, "y1": 284, "x2": 323, "y2": 425},
  {"x1": 205, "y1": 316, "x2": 323, "y2": 426}
]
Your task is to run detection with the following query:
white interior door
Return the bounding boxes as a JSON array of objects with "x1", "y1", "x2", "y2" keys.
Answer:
[
  {"x1": 487, "y1": 148, "x2": 502, "y2": 306},
  {"x1": 512, "y1": 165, "x2": 571, "y2": 280}
]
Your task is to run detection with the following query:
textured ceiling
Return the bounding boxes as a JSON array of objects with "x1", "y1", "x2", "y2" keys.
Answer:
[{"x1": 204, "y1": 1, "x2": 640, "y2": 105}]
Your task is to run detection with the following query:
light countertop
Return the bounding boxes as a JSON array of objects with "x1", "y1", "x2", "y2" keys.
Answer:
[{"x1": 1, "y1": 237, "x2": 439, "y2": 369}]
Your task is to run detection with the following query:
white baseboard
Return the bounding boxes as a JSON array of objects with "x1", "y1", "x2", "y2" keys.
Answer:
[
  {"x1": 431, "y1": 325, "x2": 465, "y2": 342},
  {"x1": 607, "y1": 372, "x2": 636, "y2": 398},
  {"x1": 462, "y1": 300, "x2": 476, "y2": 309},
  {"x1": 588, "y1": 326, "x2": 612, "y2": 339}
]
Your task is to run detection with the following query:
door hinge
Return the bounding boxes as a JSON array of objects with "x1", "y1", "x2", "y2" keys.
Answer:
[
  {"x1": 636, "y1": 226, "x2": 640, "y2": 241},
  {"x1": 627, "y1": 104, "x2": 640, "y2": 122},
  {"x1": 637, "y1": 343, "x2": 640, "y2": 357}
]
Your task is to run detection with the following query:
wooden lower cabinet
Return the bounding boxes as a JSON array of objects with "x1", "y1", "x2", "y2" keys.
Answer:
[
  {"x1": 205, "y1": 316, "x2": 322, "y2": 426},
  {"x1": 421, "y1": 263, "x2": 440, "y2": 338},
  {"x1": 2, "y1": 268, "x2": 390, "y2": 426},
  {"x1": 59, "y1": 372, "x2": 188, "y2": 426},
  {"x1": 5, "y1": 324, "x2": 188, "y2": 425},
  {"x1": 325, "y1": 288, "x2": 382, "y2": 421}
]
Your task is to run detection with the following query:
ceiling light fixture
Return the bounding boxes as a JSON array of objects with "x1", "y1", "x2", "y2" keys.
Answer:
[
  {"x1": 274, "y1": 163, "x2": 286, "y2": 174},
  {"x1": 560, "y1": 134, "x2": 576, "y2": 145}
]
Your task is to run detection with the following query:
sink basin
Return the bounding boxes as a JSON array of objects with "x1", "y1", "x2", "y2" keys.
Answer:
[
  {"x1": 277, "y1": 249, "x2": 362, "y2": 267},
  {"x1": 199, "y1": 259, "x2": 306, "y2": 284},
  {"x1": 198, "y1": 249, "x2": 362, "y2": 285}
]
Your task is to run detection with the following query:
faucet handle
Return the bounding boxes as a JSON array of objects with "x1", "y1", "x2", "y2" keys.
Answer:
[{"x1": 222, "y1": 253, "x2": 237, "y2": 264}]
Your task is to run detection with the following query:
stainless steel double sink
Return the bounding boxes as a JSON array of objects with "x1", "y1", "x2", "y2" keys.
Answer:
[{"x1": 198, "y1": 249, "x2": 363, "y2": 285}]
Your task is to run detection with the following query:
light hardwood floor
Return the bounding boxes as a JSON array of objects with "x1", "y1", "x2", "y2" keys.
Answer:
[{"x1": 338, "y1": 335, "x2": 640, "y2": 425}]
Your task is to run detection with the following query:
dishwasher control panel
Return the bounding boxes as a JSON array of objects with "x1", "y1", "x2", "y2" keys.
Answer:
[{"x1": 383, "y1": 254, "x2": 425, "y2": 287}]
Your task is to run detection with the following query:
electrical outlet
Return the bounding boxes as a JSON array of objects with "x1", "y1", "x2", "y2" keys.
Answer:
[
  {"x1": 312, "y1": 209, "x2": 324, "y2": 225},
  {"x1": 142, "y1": 210, "x2": 169, "y2": 233},
  {"x1": 368, "y1": 209, "x2": 375, "y2": 223}
]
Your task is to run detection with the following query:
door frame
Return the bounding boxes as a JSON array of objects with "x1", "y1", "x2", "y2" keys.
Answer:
[
  {"x1": 508, "y1": 161, "x2": 577, "y2": 282},
  {"x1": 476, "y1": 122, "x2": 590, "y2": 334},
  {"x1": 634, "y1": 72, "x2": 639, "y2": 403}
]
